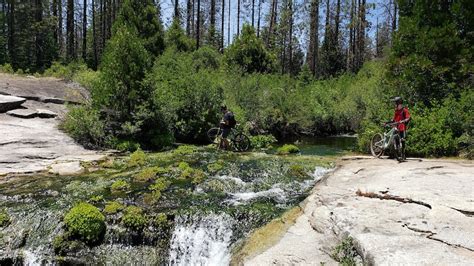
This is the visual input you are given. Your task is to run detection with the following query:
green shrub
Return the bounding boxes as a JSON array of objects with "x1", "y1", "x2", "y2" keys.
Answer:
[
  {"x1": 250, "y1": 135, "x2": 278, "y2": 150},
  {"x1": 64, "y1": 203, "x2": 105, "y2": 244},
  {"x1": 277, "y1": 144, "x2": 300, "y2": 155},
  {"x1": 0, "y1": 209, "x2": 10, "y2": 227},
  {"x1": 103, "y1": 201, "x2": 125, "y2": 215},
  {"x1": 357, "y1": 121, "x2": 381, "y2": 153},
  {"x1": 128, "y1": 148, "x2": 147, "y2": 167},
  {"x1": 111, "y1": 180, "x2": 130, "y2": 192},
  {"x1": 153, "y1": 213, "x2": 168, "y2": 228},
  {"x1": 114, "y1": 139, "x2": 141, "y2": 152},
  {"x1": 122, "y1": 206, "x2": 148, "y2": 230},
  {"x1": 173, "y1": 145, "x2": 198, "y2": 156},
  {"x1": 331, "y1": 237, "x2": 358, "y2": 265},
  {"x1": 0, "y1": 63, "x2": 14, "y2": 74},
  {"x1": 61, "y1": 105, "x2": 106, "y2": 148},
  {"x1": 207, "y1": 162, "x2": 224, "y2": 173},
  {"x1": 149, "y1": 177, "x2": 171, "y2": 192},
  {"x1": 89, "y1": 195, "x2": 104, "y2": 203}
]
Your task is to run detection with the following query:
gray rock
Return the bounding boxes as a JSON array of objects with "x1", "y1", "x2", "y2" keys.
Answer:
[
  {"x1": 0, "y1": 95, "x2": 26, "y2": 112},
  {"x1": 49, "y1": 161, "x2": 84, "y2": 175},
  {"x1": 6, "y1": 109, "x2": 37, "y2": 118},
  {"x1": 36, "y1": 109, "x2": 57, "y2": 118},
  {"x1": 245, "y1": 158, "x2": 474, "y2": 265}
]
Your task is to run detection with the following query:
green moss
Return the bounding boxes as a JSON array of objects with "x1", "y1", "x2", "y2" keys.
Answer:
[
  {"x1": 173, "y1": 145, "x2": 198, "y2": 155},
  {"x1": 89, "y1": 195, "x2": 104, "y2": 203},
  {"x1": 149, "y1": 177, "x2": 171, "y2": 192},
  {"x1": 153, "y1": 213, "x2": 168, "y2": 227},
  {"x1": 52, "y1": 234, "x2": 85, "y2": 255},
  {"x1": 111, "y1": 179, "x2": 130, "y2": 192},
  {"x1": 191, "y1": 169, "x2": 206, "y2": 184},
  {"x1": 277, "y1": 144, "x2": 300, "y2": 155},
  {"x1": 201, "y1": 179, "x2": 226, "y2": 193},
  {"x1": 122, "y1": 206, "x2": 148, "y2": 230},
  {"x1": 64, "y1": 202, "x2": 106, "y2": 244},
  {"x1": 128, "y1": 148, "x2": 147, "y2": 167},
  {"x1": 134, "y1": 167, "x2": 161, "y2": 182},
  {"x1": 178, "y1": 161, "x2": 191, "y2": 171},
  {"x1": 103, "y1": 201, "x2": 125, "y2": 215},
  {"x1": 207, "y1": 162, "x2": 224, "y2": 173},
  {"x1": 287, "y1": 164, "x2": 310, "y2": 180},
  {"x1": 0, "y1": 209, "x2": 10, "y2": 227}
]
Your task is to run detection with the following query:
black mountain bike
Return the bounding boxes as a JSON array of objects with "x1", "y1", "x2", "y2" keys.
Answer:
[{"x1": 207, "y1": 126, "x2": 251, "y2": 152}]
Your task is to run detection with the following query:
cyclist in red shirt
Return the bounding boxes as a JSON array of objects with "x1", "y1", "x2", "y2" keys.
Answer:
[{"x1": 386, "y1": 96, "x2": 411, "y2": 160}]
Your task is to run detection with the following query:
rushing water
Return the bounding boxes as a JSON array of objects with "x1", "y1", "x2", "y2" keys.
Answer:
[{"x1": 0, "y1": 139, "x2": 350, "y2": 265}]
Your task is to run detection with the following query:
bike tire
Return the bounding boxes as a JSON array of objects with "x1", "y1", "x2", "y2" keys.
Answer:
[
  {"x1": 233, "y1": 133, "x2": 251, "y2": 152},
  {"x1": 370, "y1": 133, "x2": 384, "y2": 158},
  {"x1": 207, "y1": 128, "x2": 221, "y2": 143}
]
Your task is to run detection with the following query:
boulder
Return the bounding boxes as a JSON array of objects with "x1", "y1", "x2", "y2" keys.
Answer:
[
  {"x1": 0, "y1": 95, "x2": 26, "y2": 112},
  {"x1": 49, "y1": 161, "x2": 84, "y2": 175},
  {"x1": 6, "y1": 109, "x2": 37, "y2": 118},
  {"x1": 36, "y1": 109, "x2": 57, "y2": 118}
]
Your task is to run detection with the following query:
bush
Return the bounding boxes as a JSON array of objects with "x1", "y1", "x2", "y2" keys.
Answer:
[
  {"x1": 250, "y1": 135, "x2": 278, "y2": 150},
  {"x1": 114, "y1": 139, "x2": 141, "y2": 152},
  {"x1": 173, "y1": 145, "x2": 198, "y2": 156},
  {"x1": 122, "y1": 206, "x2": 147, "y2": 230},
  {"x1": 134, "y1": 167, "x2": 161, "y2": 182},
  {"x1": 0, "y1": 209, "x2": 10, "y2": 227},
  {"x1": 103, "y1": 201, "x2": 125, "y2": 215},
  {"x1": 277, "y1": 144, "x2": 300, "y2": 155},
  {"x1": 287, "y1": 164, "x2": 310, "y2": 180},
  {"x1": 61, "y1": 105, "x2": 106, "y2": 148},
  {"x1": 111, "y1": 179, "x2": 131, "y2": 192},
  {"x1": 0, "y1": 63, "x2": 14, "y2": 74},
  {"x1": 64, "y1": 203, "x2": 106, "y2": 244},
  {"x1": 128, "y1": 148, "x2": 147, "y2": 167}
]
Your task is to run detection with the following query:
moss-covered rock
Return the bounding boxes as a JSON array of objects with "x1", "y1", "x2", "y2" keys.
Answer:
[
  {"x1": 173, "y1": 145, "x2": 198, "y2": 156},
  {"x1": 277, "y1": 144, "x2": 300, "y2": 155},
  {"x1": 111, "y1": 179, "x2": 130, "y2": 192},
  {"x1": 0, "y1": 209, "x2": 10, "y2": 227},
  {"x1": 287, "y1": 164, "x2": 310, "y2": 180},
  {"x1": 127, "y1": 148, "x2": 147, "y2": 167},
  {"x1": 122, "y1": 206, "x2": 148, "y2": 230},
  {"x1": 207, "y1": 162, "x2": 224, "y2": 173},
  {"x1": 103, "y1": 201, "x2": 125, "y2": 215},
  {"x1": 64, "y1": 202, "x2": 106, "y2": 244},
  {"x1": 52, "y1": 234, "x2": 86, "y2": 255}
]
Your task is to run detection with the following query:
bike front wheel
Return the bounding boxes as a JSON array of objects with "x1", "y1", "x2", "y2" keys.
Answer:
[
  {"x1": 207, "y1": 128, "x2": 221, "y2": 143},
  {"x1": 370, "y1": 133, "x2": 384, "y2": 158},
  {"x1": 233, "y1": 133, "x2": 251, "y2": 152}
]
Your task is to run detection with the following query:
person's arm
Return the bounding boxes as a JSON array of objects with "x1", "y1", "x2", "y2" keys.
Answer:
[{"x1": 401, "y1": 108, "x2": 411, "y2": 124}]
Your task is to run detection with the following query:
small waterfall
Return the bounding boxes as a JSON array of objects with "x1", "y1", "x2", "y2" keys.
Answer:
[{"x1": 168, "y1": 213, "x2": 235, "y2": 266}]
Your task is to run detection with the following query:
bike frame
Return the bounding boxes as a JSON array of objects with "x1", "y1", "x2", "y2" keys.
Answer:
[{"x1": 382, "y1": 126, "x2": 398, "y2": 149}]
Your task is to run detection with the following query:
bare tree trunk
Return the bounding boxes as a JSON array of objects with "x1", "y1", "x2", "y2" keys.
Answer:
[
  {"x1": 58, "y1": 0, "x2": 63, "y2": 55},
  {"x1": 221, "y1": 0, "x2": 224, "y2": 49},
  {"x1": 35, "y1": 0, "x2": 43, "y2": 68},
  {"x1": 175, "y1": 0, "x2": 179, "y2": 19},
  {"x1": 66, "y1": 0, "x2": 74, "y2": 61},
  {"x1": 309, "y1": 0, "x2": 319, "y2": 76},
  {"x1": 227, "y1": 0, "x2": 230, "y2": 44},
  {"x1": 392, "y1": 0, "x2": 397, "y2": 33},
  {"x1": 186, "y1": 0, "x2": 192, "y2": 35},
  {"x1": 334, "y1": 0, "x2": 340, "y2": 45},
  {"x1": 251, "y1": 0, "x2": 255, "y2": 27},
  {"x1": 210, "y1": 0, "x2": 215, "y2": 29},
  {"x1": 257, "y1": 0, "x2": 262, "y2": 37},
  {"x1": 82, "y1": 0, "x2": 87, "y2": 61},
  {"x1": 191, "y1": 0, "x2": 195, "y2": 37},
  {"x1": 324, "y1": 0, "x2": 329, "y2": 39},
  {"x1": 92, "y1": 0, "x2": 98, "y2": 68},
  {"x1": 267, "y1": 0, "x2": 278, "y2": 48},
  {"x1": 288, "y1": 0, "x2": 293, "y2": 73},
  {"x1": 52, "y1": 0, "x2": 58, "y2": 45},
  {"x1": 7, "y1": 0, "x2": 14, "y2": 63},
  {"x1": 196, "y1": 0, "x2": 200, "y2": 49},
  {"x1": 237, "y1": 0, "x2": 240, "y2": 35}
]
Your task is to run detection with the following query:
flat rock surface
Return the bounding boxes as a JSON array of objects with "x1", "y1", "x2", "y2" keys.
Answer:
[
  {"x1": 245, "y1": 158, "x2": 474, "y2": 265},
  {"x1": 0, "y1": 95, "x2": 26, "y2": 112},
  {"x1": 6, "y1": 108, "x2": 37, "y2": 118},
  {"x1": 0, "y1": 74, "x2": 105, "y2": 176},
  {"x1": 49, "y1": 161, "x2": 84, "y2": 175}
]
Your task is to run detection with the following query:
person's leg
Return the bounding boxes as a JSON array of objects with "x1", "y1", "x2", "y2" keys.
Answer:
[
  {"x1": 221, "y1": 128, "x2": 231, "y2": 150},
  {"x1": 400, "y1": 131, "x2": 406, "y2": 160}
]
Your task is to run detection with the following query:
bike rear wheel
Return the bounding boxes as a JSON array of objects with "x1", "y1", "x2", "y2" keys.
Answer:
[
  {"x1": 207, "y1": 128, "x2": 221, "y2": 143},
  {"x1": 233, "y1": 133, "x2": 251, "y2": 152},
  {"x1": 370, "y1": 133, "x2": 384, "y2": 158}
]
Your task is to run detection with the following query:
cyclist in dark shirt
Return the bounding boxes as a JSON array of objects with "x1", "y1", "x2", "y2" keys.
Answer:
[{"x1": 219, "y1": 105, "x2": 236, "y2": 150}]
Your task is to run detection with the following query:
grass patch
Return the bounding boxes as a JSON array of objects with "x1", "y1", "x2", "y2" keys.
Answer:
[{"x1": 331, "y1": 236, "x2": 358, "y2": 266}]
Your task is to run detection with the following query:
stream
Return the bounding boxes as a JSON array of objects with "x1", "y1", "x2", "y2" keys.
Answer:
[{"x1": 0, "y1": 137, "x2": 355, "y2": 265}]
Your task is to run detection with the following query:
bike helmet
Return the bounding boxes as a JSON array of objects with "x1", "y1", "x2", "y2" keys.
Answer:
[{"x1": 392, "y1": 96, "x2": 403, "y2": 105}]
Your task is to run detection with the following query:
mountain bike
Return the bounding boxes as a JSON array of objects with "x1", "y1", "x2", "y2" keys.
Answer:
[
  {"x1": 370, "y1": 122, "x2": 405, "y2": 161},
  {"x1": 207, "y1": 126, "x2": 251, "y2": 152}
]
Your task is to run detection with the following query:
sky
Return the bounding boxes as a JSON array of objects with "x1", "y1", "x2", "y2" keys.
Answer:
[{"x1": 158, "y1": 0, "x2": 389, "y2": 48}]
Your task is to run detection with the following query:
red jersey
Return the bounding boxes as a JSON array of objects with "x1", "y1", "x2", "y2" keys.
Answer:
[{"x1": 393, "y1": 107, "x2": 410, "y2": 132}]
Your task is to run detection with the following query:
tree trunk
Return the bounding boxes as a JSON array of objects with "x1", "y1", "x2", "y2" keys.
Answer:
[
  {"x1": 227, "y1": 0, "x2": 230, "y2": 44},
  {"x1": 66, "y1": 0, "x2": 74, "y2": 61},
  {"x1": 257, "y1": 0, "x2": 262, "y2": 37},
  {"x1": 196, "y1": 0, "x2": 200, "y2": 49},
  {"x1": 251, "y1": 0, "x2": 255, "y2": 27},
  {"x1": 82, "y1": 0, "x2": 87, "y2": 61},
  {"x1": 186, "y1": 0, "x2": 192, "y2": 36},
  {"x1": 58, "y1": 0, "x2": 63, "y2": 55},
  {"x1": 7, "y1": 0, "x2": 14, "y2": 63},
  {"x1": 237, "y1": 0, "x2": 240, "y2": 35},
  {"x1": 35, "y1": 0, "x2": 43, "y2": 69},
  {"x1": 210, "y1": 0, "x2": 215, "y2": 29},
  {"x1": 175, "y1": 0, "x2": 179, "y2": 19},
  {"x1": 267, "y1": 0, "x2": 278, "y2": 48},
  {"x1": 92, "y1": 0, "x2": 98, "y2": 68},
  {"x1": 52, "y1": 0, "x2": 58, "y2": 45},
  {"x1": 324, "y1": 0, "x2": 329, "y2": 39},
  {"x1": 221, "y1": 0, "x2": 224, "y2": 49},
  {"x1": 309, "y1": 0, "x2": 319, "y2": 76},
  {"x1": 392, "y1": 0, "x2": 397, "y2": 33},
  {"x1": 334, "y1": 0, "x2": 340, "y2": 45},
  {"x1": 288, "y1": 0, "x2": 293, "y2": 74}
]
